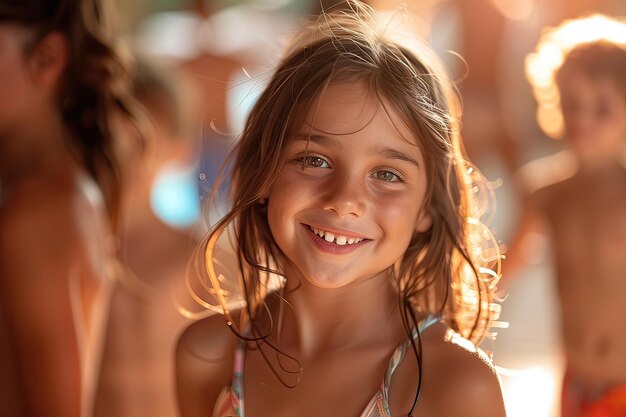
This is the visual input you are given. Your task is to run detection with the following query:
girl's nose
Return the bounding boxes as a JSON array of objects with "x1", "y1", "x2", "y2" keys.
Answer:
[{"x1": 321, "y1": 174, "x2": 366, "y2": 217}]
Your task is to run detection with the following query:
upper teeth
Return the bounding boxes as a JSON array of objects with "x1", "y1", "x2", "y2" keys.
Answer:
[{"x1": 310, "y1": 226, "x2": 363, "y2": 245}]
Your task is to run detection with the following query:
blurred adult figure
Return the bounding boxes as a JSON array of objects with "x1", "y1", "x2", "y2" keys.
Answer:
[{"x1": 0, "y1": 0, "x2": 142, "y2": 415}]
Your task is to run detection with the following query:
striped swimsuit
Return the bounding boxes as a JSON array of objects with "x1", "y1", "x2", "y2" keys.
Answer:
[{"x1": 213, "y1": 314, "x2": 440, "y2": 417}]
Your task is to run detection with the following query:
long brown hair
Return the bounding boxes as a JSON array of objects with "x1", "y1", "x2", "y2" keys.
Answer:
[
  {"x1": 196, "y1": 0, "x2": 500, "y2": 348},
  {"x1": 0, "y1": 0, "x2": 144, "y2": 229}
]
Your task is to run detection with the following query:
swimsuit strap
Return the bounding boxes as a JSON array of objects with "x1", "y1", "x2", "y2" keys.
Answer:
[
  {"x1": 382, "y1": 314, "x2": 440, "y2": 403},
  {"x1": 230, "y1": 339, "x2": 247, "y2": 417}
]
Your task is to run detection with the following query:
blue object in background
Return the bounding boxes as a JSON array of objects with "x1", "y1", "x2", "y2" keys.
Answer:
[{"x1": 150, "y1": 163, "x2": 201, "y2": 229}]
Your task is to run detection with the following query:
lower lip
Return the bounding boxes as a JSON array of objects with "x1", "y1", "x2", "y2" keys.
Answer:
[{"x1": 303, "y1": 225, "x2": 369, "y2": 255}]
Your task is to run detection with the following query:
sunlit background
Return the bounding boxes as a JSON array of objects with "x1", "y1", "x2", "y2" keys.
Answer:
[{"x1": 113, "y1": 1, "x2": 626, "y2": 416}]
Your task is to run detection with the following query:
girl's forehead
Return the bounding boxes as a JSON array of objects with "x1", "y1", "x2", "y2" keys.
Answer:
[
  {"x1": 303, "y1": 83, "x2": 377, "y2": 129},
  {"x1": 300, "y1": 82, "x2": 417, "y2": 143}
]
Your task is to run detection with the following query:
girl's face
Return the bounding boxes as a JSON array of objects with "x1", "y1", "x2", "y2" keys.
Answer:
[
  {"x1": 0, "y1": 24, "x2": 37, "y2": 139},
  {"x1": 558, "y1": 67, "x2": 626, "y2": 164},
  {"x1": 267, "y1": 82, "x2": 432, "y2": 289}
]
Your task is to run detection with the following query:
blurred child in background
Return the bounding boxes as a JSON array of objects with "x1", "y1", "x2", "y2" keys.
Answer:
[{"x1": 506, "y1": 14, "x2": 626, "y2": 417}]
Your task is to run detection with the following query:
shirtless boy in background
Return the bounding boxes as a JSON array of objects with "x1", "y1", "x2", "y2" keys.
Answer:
[{"x1": 506, "y1": 15, "x2": 626, "y2": 417}]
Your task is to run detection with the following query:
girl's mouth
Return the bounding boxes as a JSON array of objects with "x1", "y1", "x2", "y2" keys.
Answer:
[{"x1": 308, "y1": 225, "x2": 364, "y2": 246}]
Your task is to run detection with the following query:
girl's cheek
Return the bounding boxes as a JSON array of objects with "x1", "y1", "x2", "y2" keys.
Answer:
[{"x1": 374, "y1": 192, "x2": 421, "y2": 219}]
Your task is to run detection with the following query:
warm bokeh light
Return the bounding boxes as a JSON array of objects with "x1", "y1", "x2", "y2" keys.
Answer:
[
  {"x1": 499, "y1": 365, "x2": 561, "y2": 417},
  {"x1": 525, "y1": 14, "x2": 626, "y2": 138},
  {"x1": 491, "y1": 0, "x2": 535, "y2": 21}
]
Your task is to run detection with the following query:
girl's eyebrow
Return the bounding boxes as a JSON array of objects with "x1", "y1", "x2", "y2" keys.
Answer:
[
  {"x1": 374, "y1": 146, "x2": 421, "y2": 168},
  {"x1": 293, "y1": 133, "x2": 420, "y2": 168}
]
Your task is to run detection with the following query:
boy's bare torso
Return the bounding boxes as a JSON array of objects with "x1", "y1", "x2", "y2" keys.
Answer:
[{"x1": 538, "y1": 166, "x2": 626, "y2": 383}]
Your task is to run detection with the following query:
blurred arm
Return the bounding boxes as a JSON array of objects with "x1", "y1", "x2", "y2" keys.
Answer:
[
  {"x1": 500, "y1": 182, "x2": 547, "y2": 286},
  {"x1": 499, "y1": 151, "x2": 573, "y2": 287},
  {"x1": 0, "y1": 189, "x2": 84, "y2": 417}
]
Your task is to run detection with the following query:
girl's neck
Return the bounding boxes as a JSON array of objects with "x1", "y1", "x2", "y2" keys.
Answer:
[{"x1": 276, "y1": 268, "x2": 405, "y2": 358}]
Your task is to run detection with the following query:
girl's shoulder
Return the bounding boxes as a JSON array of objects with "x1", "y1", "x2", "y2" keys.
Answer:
[
  {"x1": 390, "y1": 321, "x2": 505, "y2": 416},
  {"x1": 176, "y1": 311, "x2": 242, "y2": 417},
  {"x1": 420, "y1": 323, "x2": 506, "y2": 416},
  {"x1": 176, "y1": 311, "x2": 240, "y2": 362}
]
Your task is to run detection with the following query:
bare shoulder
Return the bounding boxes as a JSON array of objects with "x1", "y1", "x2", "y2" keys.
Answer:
[
  {"x1": 1, "y1": 175, "x2": 83, "y2": 277},
  {"x1": 176, "y1": 311, "x2": 241, "y2": 417},
  {"x1": 0, "y1": 174, "x2": 102, "y2": 328},
  {"x1": 420, "y1": 323, "x2": 506, "y2": 417},
  {"x1": 516, "y1": 149, "x2": 576, "y2": 196},
  {"x1": 0, "y1": 172, "x2": 92, "y2": 248},
  {"x1": 176, "y1": 311, "x2": 239, "y2": 364},
  {"x1": 514, "y1": 150, "x2": 578, "y2": 215},
  {"x1": 2, "y1": 172, "x2": 73, "y2": 221}
]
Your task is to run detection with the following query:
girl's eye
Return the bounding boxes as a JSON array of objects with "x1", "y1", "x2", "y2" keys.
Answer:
[
  {"x1": 302, "y1": 156, "x2": 329, "y2": 168},
  {"x1": 374, "y1": 170, "x2": 402, "y2": 182}
]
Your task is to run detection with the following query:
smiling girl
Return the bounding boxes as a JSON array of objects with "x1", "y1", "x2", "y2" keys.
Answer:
[{"x1": 176, "y1": 2, "x2": 505, "y2": 416}]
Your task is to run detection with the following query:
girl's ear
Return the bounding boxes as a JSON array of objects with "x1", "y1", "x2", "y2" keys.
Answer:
[
  {"x1": 415, "y1": 209, "x2": 433, "y2": 233},
  {"x1": 28, "y1": 32, "x2": 68, "y2": 87}
]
